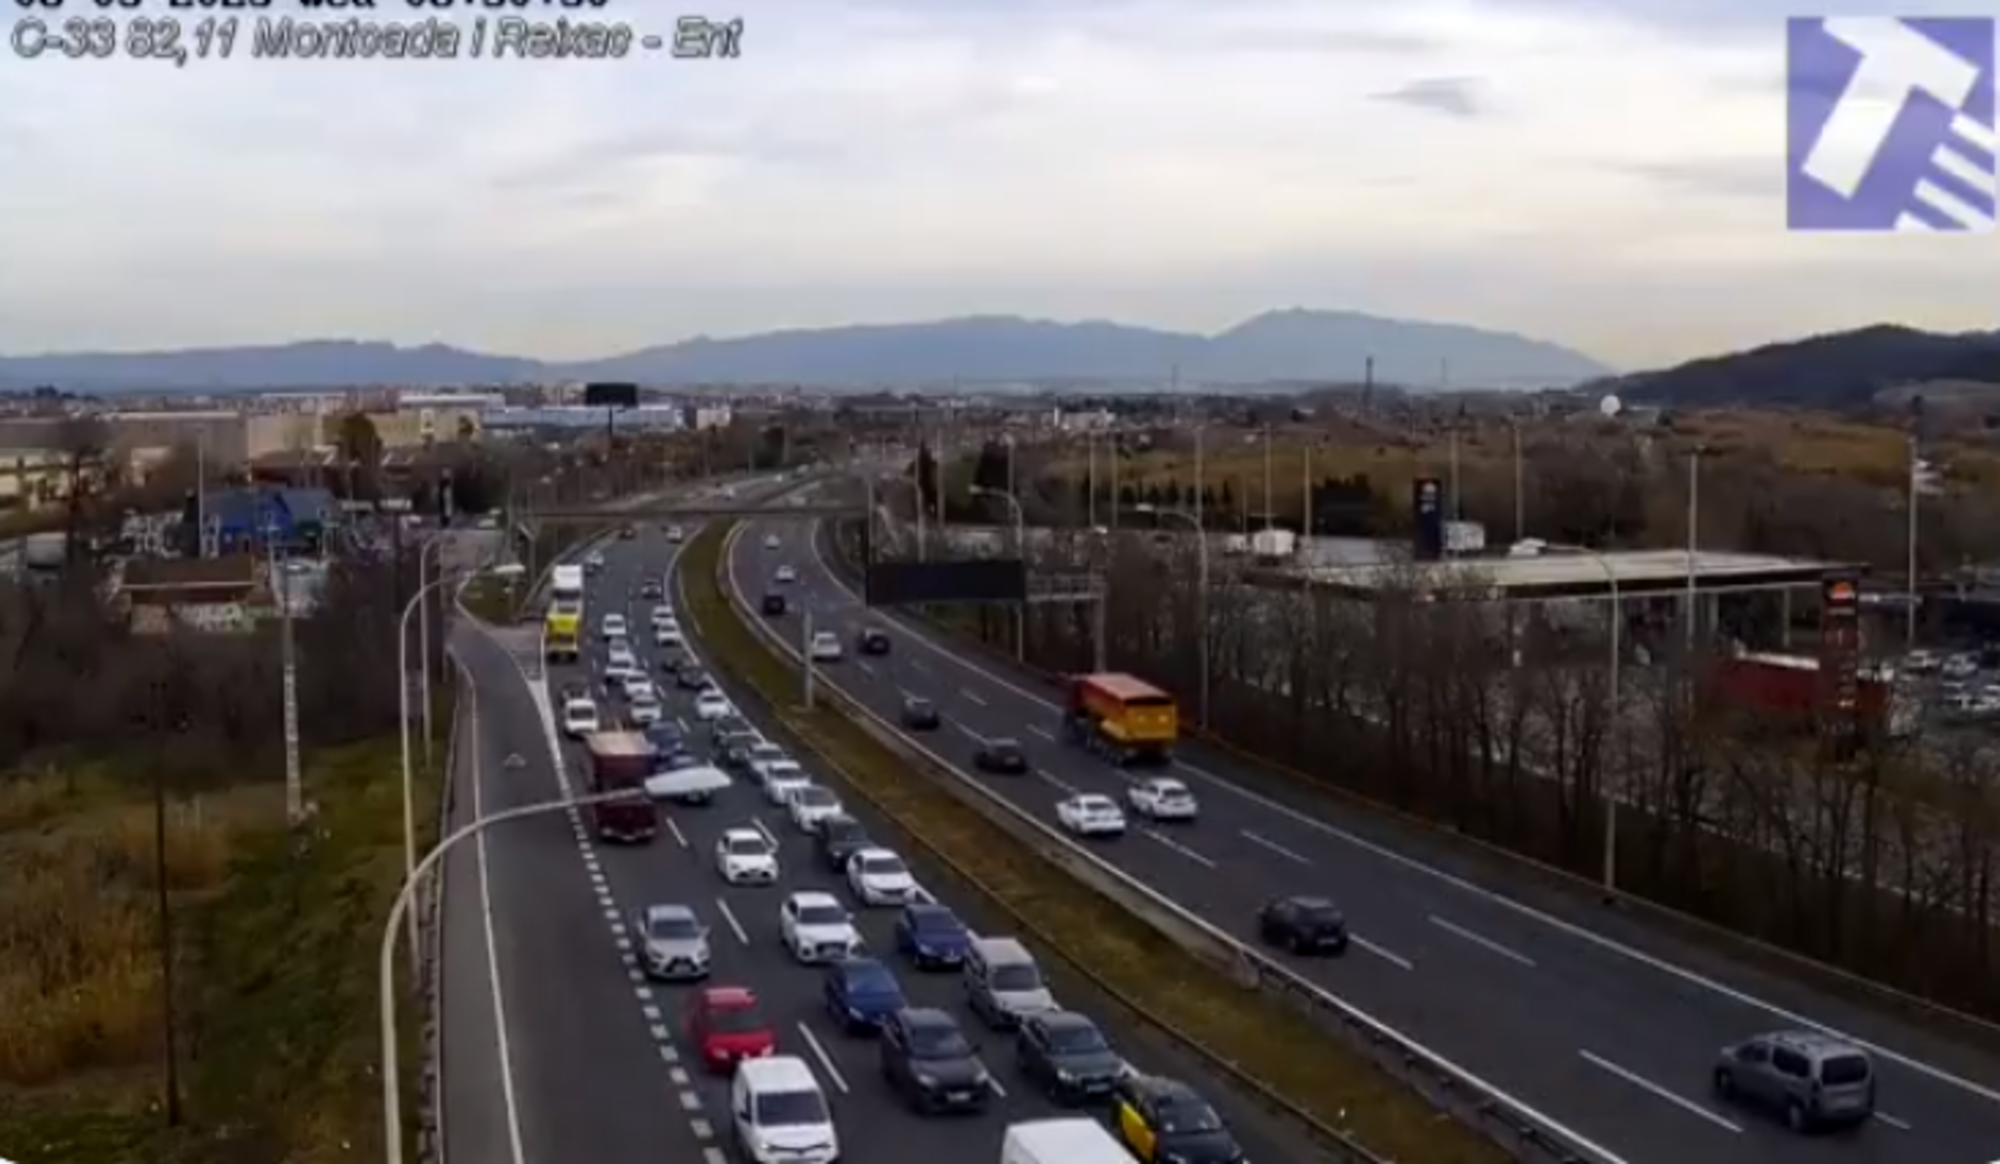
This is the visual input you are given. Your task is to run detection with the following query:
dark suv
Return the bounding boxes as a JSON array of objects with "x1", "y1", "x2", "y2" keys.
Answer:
[
  {"x1": 1015, "y1": 1010, "x2": 1125, "y2": 1103},
  {"x1": 761, "y1": 592, "x2": 786, "y2": 616},
  {"x1": 879, "y1": 1007, "x2": 991, "y2": 1114},
  {"x1": 974, "y1": 738, "x2": 1028, "y2": 774},
  {"x1": 1256, "y1": 896, "x2": 1348, "y2": 955},
  {"x1": 858, "y1": 628, "x2": 891, "y2": 655},
  {"x1": 815, "y1": 815, "x2": 872, "y2": 873},
  {"x1": 901, "y1": 697, "x2": 941, "y2": 731}
]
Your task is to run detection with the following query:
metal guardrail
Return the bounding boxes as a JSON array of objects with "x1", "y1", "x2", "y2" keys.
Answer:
[{"x1": 716, "y1": 522, "x2": 1609, "y2": 1164}]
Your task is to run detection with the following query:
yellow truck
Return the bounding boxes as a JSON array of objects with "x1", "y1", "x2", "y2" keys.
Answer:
[
  {"x1": 544, "y1": 606, "x2": 581, "y2": 662},
  {"x1": 1059, "y1": 672, "x2": 1177, "y2": 766}
]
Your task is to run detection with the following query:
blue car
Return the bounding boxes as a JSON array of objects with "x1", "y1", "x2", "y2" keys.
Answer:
[
  {"x1": 822, "y1": 957, "x2": 906, "y2": 1033},
  {"x1": 894, "y1": 903, "x2": 972, "y2": 970},
  {"x1": 645, "y1": 724, "x2": 686, "y2": 754}
]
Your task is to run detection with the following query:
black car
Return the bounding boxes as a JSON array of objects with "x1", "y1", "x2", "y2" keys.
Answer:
[
  {"x1": 815, "y1": 815, "x2": 873, "y2": 873},
  {"x1": 1112, "y1": 1076, "x2": 1244, "y2": 1164},
  {"x1": 710, "y1": 714, "x2": 753, "y2": 739},
  {"x1": 879, "y1": 1007, "x2": 991, "y2": 1114},
  {"x1": 761, "y1": 592, "x2": 787, "y2": 616},
  {"x1": 1257, "y1": 895, "x2": 1348, "y2": 955},
  {"x1": 658, "y1": 647, "x2": 694, "y2": 675},
  {"x1": 858, "y1": 628, "x2": 891, "y2": 656},
  {"x1": 901, "y1": 697, "x2": 941, "y2": 731},
  {"x1": 974, "y1": 737, "x2": 1028, "y2": 774},
  {"x1": 677, "y1": 668, "x2": 711, "y2": 690},
  {"x1": 716, "y1": 731, "x2": 764, "y2": 769},
  {"x1": 619, "y1": 524, "x2": 637, "y2": 539},
  {"x1": 1016, "y1": 1010, "x2": 1126, "y2": 1103}
]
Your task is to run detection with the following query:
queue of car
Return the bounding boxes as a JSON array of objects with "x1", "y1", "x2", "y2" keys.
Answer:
[{"x1": 561, "y1": 542, "x2": 1255, "y2": 1164}]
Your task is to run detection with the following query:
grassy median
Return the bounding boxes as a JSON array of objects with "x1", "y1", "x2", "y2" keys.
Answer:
[{"x1": 681, "y1": 523, "x2": 1506, "y2": 1164}]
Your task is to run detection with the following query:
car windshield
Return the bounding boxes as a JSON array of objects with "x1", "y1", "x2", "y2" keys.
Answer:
[
  {"x1": 909, "y1": 1024, "x2": 973, "y2": 1058},
  {"x1": 752, "y1": 1089, "x2": 829, "y2": 1128},
  {"x1": 991, "y1": 964, "x2": 1041, "y2": 991},
  {"x1": 1153, "y1": 782, "x2": 1190, "y2": 798},
  {"x1": 797, "y1": 788, "x2": 837, "y2": 807},
  {"x1": 990, "y1": 740, "x2": 1021, "y2": 756},
  {"x1": 844, "y1": 964, "x2": 900, "y2": 997},
  {"x1": 647, "y1": 914, "x2": 701, "y2": 940},
  {"x1": 707, "y1": 1003, "x2": 767, "y2": 1034},
  {"x1": 797, "y1": 904, "x2": 848, "y2": 926},
  {"x1": 911, "y1": 909, "x2": 961, "y2": 935},
  {"x1": 749, "y1": 745, "x2": 785, "y2": 760},
  {"x1": 823, "y1": 819, "x2": 864, "y2": 842},
  {"x1": 1155, "y1": 1097, "x2": 1223, "y2": 1134},
  {"x1": 726, "y1": 836, "x2": 770, "y2": 856},
  {"x1": 1820, "y1": 1054, "x2": 1871, "y2": 1085},
  {"x1": 1301, "y1": 904, "x2": 1343, "y2": 926},
  {"x1": 1045, "y1": 1021, "x2": 1108, "y2": 1053},
  {"x1": 861, "y1": 855, "x2": 906, "y2": 877},
  {"x1": 906, "y1": 699, "x2": 933, "y2": 713},
  {"x1": 1077, "y1": 797, "x2": 1114, "y2": 812},
  {"x1": 768, "y1": 763, "x2": 803, "y2": 778}
]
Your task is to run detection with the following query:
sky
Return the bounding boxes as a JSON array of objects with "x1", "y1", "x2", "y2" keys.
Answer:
[{"x1": 2, "y1": 0, "x2": 1996, "y2": 372}]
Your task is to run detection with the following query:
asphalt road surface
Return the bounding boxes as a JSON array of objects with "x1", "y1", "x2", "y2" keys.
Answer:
[
  {"x1": 440, "y1": 519, "x2": 1310, "y2": 1164},
  {"x1": 720, "y1": 512, "x2": 2000, "y2": 1164}
]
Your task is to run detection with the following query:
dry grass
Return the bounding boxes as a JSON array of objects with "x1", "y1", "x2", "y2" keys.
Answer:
[
  {"x1": 683, "y1": 524, "x2": 1508, "y2": 1164},
  {"x1": 0, "y1": 730, "x2": 442, "y2": 1163}
]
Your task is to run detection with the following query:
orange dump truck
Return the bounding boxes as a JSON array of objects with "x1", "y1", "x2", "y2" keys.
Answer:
[{"x1": 1059, "y1": 672, "x2": 1178, "y2": 766}]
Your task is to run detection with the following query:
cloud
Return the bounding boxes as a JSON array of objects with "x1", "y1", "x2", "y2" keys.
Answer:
[
  {"x1": 0, "y1": 0, "x2": 1994, "y2": 369},
  {"x1": 1372, "y1": 76, "x2": 1490, "y2": 118}
]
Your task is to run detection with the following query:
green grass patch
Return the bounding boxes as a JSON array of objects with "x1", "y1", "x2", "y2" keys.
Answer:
[
  {"x1": 0, "y1": 727, "x2": 446, "y2": 1164},
  {"x1": 681, "y1": 523, "x2": 1506, "y2": 1164}
]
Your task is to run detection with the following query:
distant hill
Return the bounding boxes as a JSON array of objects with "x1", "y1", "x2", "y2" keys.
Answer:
[
  {"x1": 0, "y1": 310, "x2": 1611, "y2": 392},
  {"x1": 1614, "y1": 326, "x2": 2000, "y2": 410}
]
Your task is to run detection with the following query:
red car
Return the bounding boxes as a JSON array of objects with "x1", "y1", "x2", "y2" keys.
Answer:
[{"x1": 683, "y1": 985, "x2": 776, "y2": 1073}]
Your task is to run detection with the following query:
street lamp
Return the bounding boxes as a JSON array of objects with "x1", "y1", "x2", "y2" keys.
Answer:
[
  {"x1": 970, "y1": 485, "x2": 1026, "y2": 660},
  {"x1": 397, "y1": 567, "x2": 470, "y2": 958},
  {"x1": 882, "y1": 477, "x2": 927, "y2": 559},
  {"x1": 415, "y1": 536, "x2": 450, "y2": 769},
  {"x1": 1135, "y1": 503, "x2": 1209, "y2": 731},
  {"x1": 379, "y1": 788, "x2": 646, "y2": 1164}
]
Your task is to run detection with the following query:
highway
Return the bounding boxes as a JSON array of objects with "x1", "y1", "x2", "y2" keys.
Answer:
[
  {"x1": 441, "y1": 515, "x2": 1312, "y2": 1164},
  {"x1": 721, "y1": 510, "x2": 2000, "y2": 1164}
]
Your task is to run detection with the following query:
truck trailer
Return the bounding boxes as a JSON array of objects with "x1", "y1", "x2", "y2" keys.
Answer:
[
  {"x1": 585, "y1": 730, "x2": 658, "y2": 843},
  {"x1": 1704, "y1": 652, "x2": 1914, "y2": 738},
  {"x1": 1059, "y1": 672, "x2": 1178, "y2": 765}
]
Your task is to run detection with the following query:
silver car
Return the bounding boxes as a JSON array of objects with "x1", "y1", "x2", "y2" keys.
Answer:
[
  {"x1": 1713, "y1": 1031, "x2": 1875, "y2": 1131},
  {"x1": 631, "y1": 903, "x2": 712, "y2": 982}
]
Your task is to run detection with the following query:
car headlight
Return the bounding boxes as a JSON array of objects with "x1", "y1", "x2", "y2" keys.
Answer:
[
  {"x1": 973, "y1": 1069, "x2": 991, "y2": 1086},
  {"x1": 1055, "y1": 1068, "x2": 1075, "y2": 1082},
  {"x1": 915, "y1": 1073, "x2": 939, "y2": 1087}
]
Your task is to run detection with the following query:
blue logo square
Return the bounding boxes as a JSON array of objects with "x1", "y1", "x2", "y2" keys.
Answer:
[{"x1": 1786, "y1": 16, "x2": 1996, "y2": 231}]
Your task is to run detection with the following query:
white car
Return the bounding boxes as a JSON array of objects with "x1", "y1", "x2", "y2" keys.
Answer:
[
  {"x1": 846, "y1": 847, "x2": 917, "y2": 905},
  {"x1": 694, "y1": 691, "x2": 734, "y2": 721},
  {"x1": 808, "y1": 632, "x2": 843, "y2": 663},
  {"x1": 780, "y1": 891, "x2": 861, "y2": 963},
  {"x1": 628, "y1": 691, "x2": 663, "y2": 726},
  {"x1": 743, "y1": 742, "x2": 789, "y2": 773},
  {"x1": 1127, "y1": 777, "x2": 1198, "y2": 821},
  {"x1": 666, "y1": 525, "x2": 685, "y2": 544},
  {"x1": 650, "y1": 604, "x2": 676, "y2": 627},
  {"x1": 787, "y1": 785, "x2": 844, "y2": 833},
  {"x1": 732, "y1": 1057, "x2": 838, "y2": 1164},
  {"x1": 774, "y1": 565, "x2": 797, "y2": 584},
  {"x1": 655, "y1": 623, "x2": 684, "y2": 648},
  {"x1": 560, "y1": 697, "x2": 599, "y2": 738},
  {"x1": 601, "y1": 613, "x2": 628, "y2": 641},
  {"x1": 1057, "y1": 794, "x2": 1127, "y2": 837},
  {"x1": 620, "y1": 674, "x2": 657, "y2": 701},
  {"x1": 606, "y1": 647, "x2": 640, "y2": 680},
  {"x1": 715, "y1": 828, "x2": 779, "y2": 884},
  {"x1": 762, "y1": 763, "x2": 812, "y2": 807},
  {"x1": 764, "y1": 533, "x2": 781, "y2": 550}
]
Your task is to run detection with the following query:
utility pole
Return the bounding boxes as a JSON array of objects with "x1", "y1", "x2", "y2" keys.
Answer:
[
  {"x1": 1260, "y1": 425, "x2": 1273, "y2": 532},
  {"x1": 150, "y1": 674, "x2": 183, "y2": 1128},
  {"x1": 268, "y1": 520, "x2": 304, "y2": 825}
]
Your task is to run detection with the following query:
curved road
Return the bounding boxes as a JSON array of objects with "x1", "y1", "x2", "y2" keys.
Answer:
[
  {"x1": 441, "y1": 517, "x2": 1312, "y2": 1164},
  {"x1": 720, "y1": 512, "x2": 2000, "y2": 1164}
]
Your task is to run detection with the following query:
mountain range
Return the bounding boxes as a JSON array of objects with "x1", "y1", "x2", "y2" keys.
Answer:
[
  {"x1": 0, "y1": 310, "x2": 1613, "y2": 392},
  {"x1": 1613, "y1": 326, "x2": 2000, "y2": 410}
]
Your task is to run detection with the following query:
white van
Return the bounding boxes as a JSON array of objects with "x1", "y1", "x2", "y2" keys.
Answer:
[
  {"x1": 1001, "y1": 1118, "x2": 1128, "y2": 1164},
  {"x1": 730, "y1": 1056, "x2": 838, "y2": 1164}
]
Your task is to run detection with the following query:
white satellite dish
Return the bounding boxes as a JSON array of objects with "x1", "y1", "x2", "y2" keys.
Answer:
[{"x1": 1598, "y1": 394, "x2": 1623, "y2": 417}]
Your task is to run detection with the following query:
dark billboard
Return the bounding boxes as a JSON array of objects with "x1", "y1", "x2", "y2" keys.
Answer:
[
  {"x1": 583, "y1": 382, "x2": 639, "y2": 408},
  {"x1": 1818, "y1": 571, "x2": 1862, "y2": 749},
  {"x1": 1411, "y1": 476, "x2": 1444, "y2": 561},
  {"x1": 865, "y1": 559, "x2": 1027, "y2": 606}
]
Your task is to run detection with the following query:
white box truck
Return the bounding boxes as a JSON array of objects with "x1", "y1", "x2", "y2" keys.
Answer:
[{"x1": 1000, "y1": 1119, "x2": 1129, "y2": 1164}]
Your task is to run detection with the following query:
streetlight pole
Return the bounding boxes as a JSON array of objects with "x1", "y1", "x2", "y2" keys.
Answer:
[
  {"x1": 416, "y1": 536, "x2": 448, "y2": 771},
  {"x1": 973, "y1": 485, "x2": 1027, "y2": 660},
  {"x1": 397, "y1": 568, "x2": 464, "y2": 960},
  {"x1": 1137, "y1": 504, "x2": 1208, "y2": 730},
  {"x1": 1548, "y1": 546, "x2": 1624, "y2": 894},
  {"x1": 379, "y1": 789, "x2": 645, "y2": 1164},
  {"x1": 263, "y1": 521, "x2": 304, "y2": 826}
]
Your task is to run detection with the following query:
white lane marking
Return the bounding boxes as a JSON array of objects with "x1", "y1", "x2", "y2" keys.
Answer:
[
  {"x1": 987, "y1": 1073, "x2": 1008, "y2": 1098},
  {"x1": 1026, "y1": 725, "x2": 1054, "y2": 742},
  {"x1": 857, "y1": 661, "x2": 874, "y2": 676},
  {"x1": 715, "y1": 897, "x2": 750, "y2": 946},
  {"x1": 799, "y1": 532, "x2": 2000, "y2": 1110},
  {"x1": 690, "y1": 1117, "x2": 714, "y2": 1140},
  {"x1": 1241, "y1": 829, "x2": 1311, "y2": 865},
  {"x1": 752, "y1": 815, "x2": 779, "y2": 847},
  {"x1": 797, "y1": 1021, "x2": 851, "y2": 1094},
  {"x1": 1430, "y1": 915, "x2": 1537, "y2": 969},
  {"x1": 1578, "y1": 1050, "x2": 1743, "y2": 1134},
  {"x1": 1872, "y1": 1111, "x2": 1912, "y2": 1131},
  {"x1": 665, "y1": 816, "x2": 689, "y2": 849},
  {"x1": 703, "y1": 1147, "x2": 728, "y2": 1164},
  {"x1": 467, "y1": 662, "x2": 530, "y2": 1164},
  {"x1": 898, "y1": 687, "x2": 923, "y2": 702},
  {"x1": 651, "y1": 1023, "x2": 671, "y2": 1041},
  {"x1": 959, "y1": 688, "x2": 988, "y2": 706},
  {"x1": 1034, "y1": 768, "x2": 1078, "y2": 795},
  {"x1": 952, "y1": 723, "x2": 989, "y2": 744},
  {"x1": 1144, "y1": 828, "x2": 1216, "y2": 868},
  {"x1": 679, "y1": 1090, "x2": 702, "y2": 1111},
  {"x1": 1353, "y1": 936, "x2": 1416, "y2": 971}
]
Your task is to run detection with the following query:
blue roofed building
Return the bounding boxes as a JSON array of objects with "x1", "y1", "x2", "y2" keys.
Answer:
[{"x1": 185, "y1": 486, "x2": 335, "y2": 554}]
